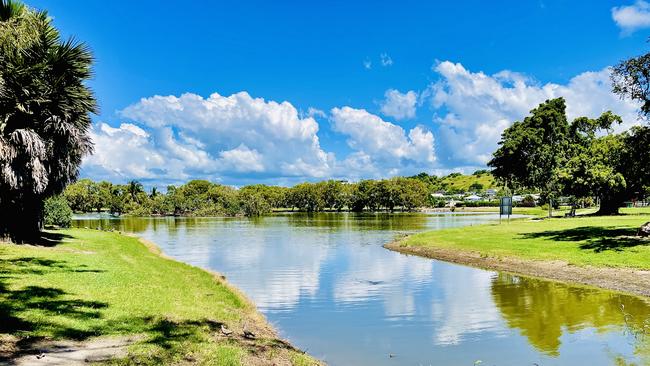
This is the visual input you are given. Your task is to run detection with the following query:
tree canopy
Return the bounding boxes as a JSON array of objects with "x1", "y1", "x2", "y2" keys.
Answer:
[
  {"x1": 0, "y1": 0, "x2": 96, "y2": 241},
  {"x1": 489, "y1": 97, "x2": 649, "y2": 215}
]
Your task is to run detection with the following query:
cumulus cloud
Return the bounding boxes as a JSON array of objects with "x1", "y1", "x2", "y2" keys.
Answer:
[
  {"x1": 83, "y1": 92, "x2": 334, "y2": 185},
  {"x1": 612, "y1": 0, "x2": 650, "y2": 34},
  {"x1": 363, "y1": 59, "x2": 372, "y2": 69},
  {"x1": 331, "y1": 106, "x2": 436, "y2": 172},
  {"x1": 83, "y1": 91, "x2": 438, "y2": 185},
  {"x1": 379, "y1": 89, "x2": 418, "y2": 120},
  {"x1": 428, "y1": 61, "x2": 640, "y2": 166}
]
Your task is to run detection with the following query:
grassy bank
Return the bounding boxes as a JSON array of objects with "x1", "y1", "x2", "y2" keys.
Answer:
[
  {"x1": 0, "y1": 229, "x2": 319, "y2": 365},
  {"x1": 387, "y1": 210, "x2": 650, "y2": 296}
]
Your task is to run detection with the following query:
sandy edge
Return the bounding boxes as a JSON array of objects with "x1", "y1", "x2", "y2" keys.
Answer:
[{"x1": 385, "y1": 236, "x2": 650, "y2": 298}]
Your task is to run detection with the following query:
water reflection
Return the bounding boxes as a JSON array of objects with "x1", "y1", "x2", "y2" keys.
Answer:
[
  {"x1": 72, "y1": 213, "x2": 650, "y2": 365},
  {"x1": 491, "y1": 273, "x2": 650, "y2": 356}
]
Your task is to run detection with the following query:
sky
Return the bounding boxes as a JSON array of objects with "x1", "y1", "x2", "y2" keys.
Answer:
[{"x1": 27, "y1": 0, "x2": 650, "y2": 187}]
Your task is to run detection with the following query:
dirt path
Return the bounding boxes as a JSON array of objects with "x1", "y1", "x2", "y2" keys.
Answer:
[
  {"x1": 6, "y1": 336, "x2": 138, "y2": 366},
  {"x1": 385, "y1": 239, "x2": 650, "y2": 298}
]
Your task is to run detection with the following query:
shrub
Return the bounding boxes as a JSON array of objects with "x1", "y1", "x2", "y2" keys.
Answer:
[
  {"x1": 44, "y1": 196, "x2": 73, "y2": 228},
  {"x1": 520, "y1": 195, "x2": 536, "y2": 207}
]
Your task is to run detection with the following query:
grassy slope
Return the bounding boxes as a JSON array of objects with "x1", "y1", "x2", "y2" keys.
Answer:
[
  {"x1": 0, "y1": 229, "x2": 318, "y2": 365},
  {"x1": 400, "y1": 210, "x2": 650, "y2": 269},
  {"x1": 440, "y1": 173, "x2": 496, "y2": 191}
]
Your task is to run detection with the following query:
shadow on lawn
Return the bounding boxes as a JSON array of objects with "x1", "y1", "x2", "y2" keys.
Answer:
[
  {"x1": 0, "y1": 254, "x2": 110, "y2": 360},
  {"x1": 33, "y1": 231, "x2": 74, "y2": 247},
  {"x1": 520, "y1": 226, "x2": 648, "y2": 252},
  {"x1": 0, "y1": 254, "x2": 299, "y2": 363}
]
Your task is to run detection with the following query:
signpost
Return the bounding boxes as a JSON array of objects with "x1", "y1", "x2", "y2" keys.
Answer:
[{"x1": 500, "y1": 196, "x2": 512, "y2": 223}]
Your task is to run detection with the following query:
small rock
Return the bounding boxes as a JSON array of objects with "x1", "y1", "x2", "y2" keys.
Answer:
[
  {"x1": 638, "y1": 222, "x2": 650, "y2": 237},
  {"x1": 220, "y1": 325, "x2": 233, "y2": 336},
  {"x1": 243, "y1": 330, "x2": 255, "y2": 339}
]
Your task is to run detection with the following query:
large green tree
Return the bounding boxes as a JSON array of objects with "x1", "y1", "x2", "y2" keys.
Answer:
[
  {"x1": 0, "y1": 1, "x2": 96, "y2": 241},
  {"x1": 488, "y1": 98, "x2": 569, "y2": 217},
  {"x1": 489, "y1": 98, "x2": 638, "y2": 215}
]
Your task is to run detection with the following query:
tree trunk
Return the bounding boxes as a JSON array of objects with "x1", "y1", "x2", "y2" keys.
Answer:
[
  {"x1": 0, "y1": 197, "x2": 43, "y2": 243},
  {"x1": 597, "y1": 196, "x2": 621, "y2": 215}
]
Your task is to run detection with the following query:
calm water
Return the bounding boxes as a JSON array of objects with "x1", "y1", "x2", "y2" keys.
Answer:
[{"x1": 73, "y1": 213, "x2": 650, "y2": 365}]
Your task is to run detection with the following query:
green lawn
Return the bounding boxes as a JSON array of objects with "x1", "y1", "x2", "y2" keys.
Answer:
[
  {"x1": 400, "y1": 210, "x2": 650, "y2": 269},
  {"x1": 0, "y1": 229, "x2": 318, "y2": 365}
]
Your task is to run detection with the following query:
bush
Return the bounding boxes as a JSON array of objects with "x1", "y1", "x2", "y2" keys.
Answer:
[
  {"x1": 44, "y1": 196, "x2": 73, "y2": 228},
  {"x1": 520, "y1": 195, "x2": 536, "y2": 207}
]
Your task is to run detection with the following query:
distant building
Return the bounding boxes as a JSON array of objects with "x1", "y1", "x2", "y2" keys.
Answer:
[
  {"x1": 430, "y1": 193, "x2": 445, "y2": 198},
  {"x1": 465, "y1": 194, "x2": 482, "y2": 202},
  {"x1": 486, "y1": 189, "x2": 497, "y2": 197}
]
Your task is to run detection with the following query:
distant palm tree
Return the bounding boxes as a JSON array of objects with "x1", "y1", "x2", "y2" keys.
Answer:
[
  {"x1": 0, "y1": 0, "x2": 96, "y2": 241},
  {"x1": 127, "y1": 180, "x2": 144, "y2": 202}
]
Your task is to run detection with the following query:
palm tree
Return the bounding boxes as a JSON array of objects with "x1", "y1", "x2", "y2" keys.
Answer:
[
  {"x1": 0, "y1": 1, "x2": 96, "y2": 241},
  {"x1": 126, "y1": 180, "x2": 144, "y2": 202}
]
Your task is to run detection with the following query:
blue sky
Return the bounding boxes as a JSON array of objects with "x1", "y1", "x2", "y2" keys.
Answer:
[{"x1": 29, "y1": 0, "x2": 650, "y2": 186}]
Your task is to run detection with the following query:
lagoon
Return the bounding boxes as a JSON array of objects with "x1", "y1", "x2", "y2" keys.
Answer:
[{"x1": 73, "y1": 213, "x2": 649, "y2": 365}]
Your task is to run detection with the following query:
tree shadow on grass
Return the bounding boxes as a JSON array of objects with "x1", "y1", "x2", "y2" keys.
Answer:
[
  {"x1": 520, "y1": 226, "x2": 648, "y2": 252},
  {"x1": 0, "y1": 255, "x2": 110, "y2": 361},
  {"x1": 32, "y1": 231, "x2": 74, "y2": 247},
  {"x1": 121, "y1": 317, "x2": 301, "y2": 364}
]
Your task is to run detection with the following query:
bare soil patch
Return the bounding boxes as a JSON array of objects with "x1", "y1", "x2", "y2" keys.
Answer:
[{"x1": 6, "y1": 336, "x2": 139, "y2": 366}]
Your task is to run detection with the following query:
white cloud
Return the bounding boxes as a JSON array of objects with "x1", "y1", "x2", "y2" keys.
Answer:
[
  {"x1": 330, "y1": 106, "x2": 436, "y2": 170},
  {"x1": 83, "y1": 92, "x2": 334, "y2": 185},
  {"x1": 380, "y1": 89, "x2": 418, "y2": 120},
  {"x1": 83, "y1": 91, "x2": 438, "y2": 185},
  {"x1": 428, "y1": 61, "x2": 640, "y2": 166},
  {"x1": 380, "y1": 53, "x2": 393, "y2": 66},
  {"x1": 219, "y1": 144, "x2": 265, "y2": 173},
  {"x1": 363, "y1": 59, "x2": 372, "y2": 69},
  {"x1": 612, "y1": 1, "x2": 650, "y2": 34},
  {"x1": 307, "y1": 107, "x2": 326, "y2": 118}
]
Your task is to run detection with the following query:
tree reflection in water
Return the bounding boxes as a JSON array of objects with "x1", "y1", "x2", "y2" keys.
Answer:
[{"x1": 491, "y1": 273, "x2": 650, "y2": 358}]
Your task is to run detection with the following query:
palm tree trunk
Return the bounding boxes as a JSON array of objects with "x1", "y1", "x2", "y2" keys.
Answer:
[{"x1": 0, "y1": 197, "x2": 43, "y2": 243}]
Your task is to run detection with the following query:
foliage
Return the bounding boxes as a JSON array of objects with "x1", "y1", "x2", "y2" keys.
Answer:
[
  {"x1": 0, "y1": 0, "x2": 95, "y2": 241},
  {"x1": 489, "y1": 98, "x2": 649, "y2": 215},
  {"x1": 43, "y1": 195, "x2": 72, "y2": 228},
  {"x1": 63, "y1": 176, "x2": 437, "y2": 217},
  {"x1": 489, "y1": 98, "x2": 569, "y2": 208},
  {"x1": 611, "y1": 52, "x2": 650, "y2": 116}
]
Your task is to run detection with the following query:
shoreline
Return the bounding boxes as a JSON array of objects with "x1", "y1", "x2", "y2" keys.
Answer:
[
  {"x1": 384, "y1": 236, "x2": 650, "y2": 298},
  {"x1": 0, "y1": 229, "x2": 319, "y2": 365},
  {"x1": 126, "y1": 232, "x2": 318, "y2": 364}
]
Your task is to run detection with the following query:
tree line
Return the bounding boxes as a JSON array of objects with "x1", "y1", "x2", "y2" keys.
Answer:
[{"x1": 62, "y1": 177, "x2": 434, "y2": 217}]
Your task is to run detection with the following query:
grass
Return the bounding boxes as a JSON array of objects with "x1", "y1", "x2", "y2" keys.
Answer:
[
  {"x1": 400, "y1": 209, "x2": 650, "y2": 269},
  {"x1": 439, "y1": 173, "x2": 496, "y2": 191},
  {"x1": 0, "y1": 228, "x2": 319, "y2": 365}
]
